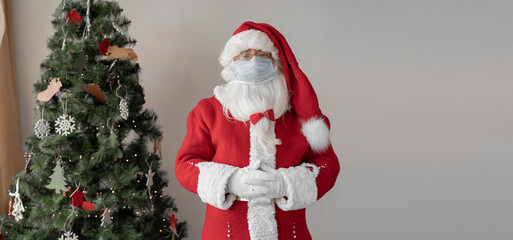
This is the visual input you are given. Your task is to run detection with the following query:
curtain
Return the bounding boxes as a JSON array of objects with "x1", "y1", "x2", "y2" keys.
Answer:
[{"x1": 0, "y1": 0, "x2": 24, "y2": 216}]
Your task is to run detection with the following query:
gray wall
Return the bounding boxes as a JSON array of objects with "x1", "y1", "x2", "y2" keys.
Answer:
[{"x1": 12, "y1": 0, "x2": 512, "y2": 239}]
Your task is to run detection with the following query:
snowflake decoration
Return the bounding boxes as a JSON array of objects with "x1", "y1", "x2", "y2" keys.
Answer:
[
  {"x1": 34, "y1": 119, "x2": 51, "y2": 139},
  {"x1": 58, "y1": 231, "x2": 79, "y2": 240},
  {"x1": 120, "y1": 98, "x2": 129, "y2": 120},
  {"x1": 55, "y1": 114, "x2": 75, "y2": 136}
]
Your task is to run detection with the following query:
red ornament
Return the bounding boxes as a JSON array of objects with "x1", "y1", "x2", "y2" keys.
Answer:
[
  {"x1": 62, "y1": 186, "x2": 71, "y2": 197},
  {"x1": 169, "y1": 214, "x2": 178, "y2": 230},
  {"x1": 99, "y1": 38, "x2": 111, "y2": 56},
  {"x1": 70, "y1": 189, "x2": 84, "y2": 207},
  {"x1": 0, "y1": 232, "x2": 3, "y2": 240},
  {"x1": 81, "y1": 201, "x2": 97, "y2": 211},
  {"x1": 66, "y1": 9, "x2": 82, "y2": 24}
]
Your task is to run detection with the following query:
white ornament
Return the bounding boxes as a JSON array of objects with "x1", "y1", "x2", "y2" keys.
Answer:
[
  {"x1": 55, "y1": 114, "x2": 75, "y2": 136},
  {"x1": 120, "y1": 98, "x2": 129, "y2": 120},
  {"x1": 145, "y1": 169, "x2": 155, "y2": 188},
  {"x1": 35, "y1": 118, "x2": 51, "y2": 139},
  {"x1": 101, "y1": 208, "x2": 113, "y2": 227},
  {"x1": 8, "y1": 178, "x2": 25, "y2": 221},
  {"x1": 58, "y1": 231, "x2": 79, "y2": 240}
]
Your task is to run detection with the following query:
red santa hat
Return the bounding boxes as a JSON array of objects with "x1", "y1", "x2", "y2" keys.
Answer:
[{"x1": 219, "y1": 21, "x2": 331, "y2": 153}]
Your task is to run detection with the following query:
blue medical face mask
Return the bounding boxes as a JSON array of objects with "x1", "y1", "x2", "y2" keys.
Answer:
[{"x1": 233, "y1": 57, "x2": 275, "y2": 84}]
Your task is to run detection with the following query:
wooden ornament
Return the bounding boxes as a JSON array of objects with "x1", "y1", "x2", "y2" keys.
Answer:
[
  {"x1": 84, "y1": 83, "x2": 106, "y2": 104},
  {"x1": 70, "y1": 189, "x2": 84, "y2": 207},
  {"x1": 153, "y1": 136, "x2": 163, "y2": 157},
  {"x1": 107, "y1": 45, "x2": 138, "y2": 62},
  {"x1": 37, "y1": 77, "x2": 62, "y2": 102},
  {"x1": 81, "y1": 201, "x2": 97, "y2": 211}
]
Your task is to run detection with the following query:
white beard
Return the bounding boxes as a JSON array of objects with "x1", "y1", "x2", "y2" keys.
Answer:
[
  {"x1": 214, "y1": 65, "x2": 291, "y2": 156},
  {"x1": 214, "y1": 69, "x2": 290, "y2": 122}
]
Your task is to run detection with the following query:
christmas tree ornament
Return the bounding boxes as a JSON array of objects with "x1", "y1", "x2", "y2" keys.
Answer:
[
  {"x1": 107, "y1": 122, "x2": 123, "y2": 159},
  {"x1": 66, "y1": 9, "x2": 81, "y2": 24},
  {"x1": 99, "y1": 38, "x2": 110, "y2": 55},
  {"x1": 55, "y1": 114, "x2": 75, "y2": 136},
  {"x1": 34, "y1": 107, "x2": 50, "y2": 140},
  {"x1": 45, "y1": 159, "x2": 69, "y2": 194},
  {"x1": 8, "y1": 179, "x2": 25, "y2": 221},
  {"x1": 98, "y1": 37, "x2": 138, "y2": 62},
  {"x1": 37, "y1": 77, "x2": 62, "y2": 102},
  {"x1": 81, "y1": 201, "x2": 97, "y2": 211},
  {"x1": 55, "y1": 100, "x2": 76, "y2": 136},
  {"x1": 153, "y1": 136, "x2": 163, "y2": 157},
  {"x1": 100, "y1": 208, "x2": 113, "y2": 227},
  {"x1": 70, "y1": 189, "x2": 84, "y2": 207},
  {"x1": 116, "y1": 81, "x2": 129, "y2": 120},
  {"x1": 169, "y1": 214, "x2": 178, "y2": 231},
  {"x1": 34, "y1": 118, "x2": 50, "y2": 139},
  {"x1": 119, "y1": 99, "x2": 129, "y2": 120},
  {"x1": 106, "y1": 45, "x2": 138, "y2": 62},
  {"x1": 70, "y1": 188, "x2": 96, "y2": 210},
  {"x1": 84, "y1": 83, "x2": 106, "y2": 104},
  {"x1": 145, "y1": 169, "x2": 155, "y2": 188},
  {"x1": 58, "y1": 231, "x2": 79, "y2": 240}
]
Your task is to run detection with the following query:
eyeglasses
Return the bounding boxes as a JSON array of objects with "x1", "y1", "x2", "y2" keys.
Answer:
[{"x1": 234, "y1": 50, "x2": 272, "y2": 61}]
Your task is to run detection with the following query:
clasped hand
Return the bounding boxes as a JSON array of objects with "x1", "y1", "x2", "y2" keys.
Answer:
[{"x1": 227, "y1": 167, "x2": 286, "y2": 199}]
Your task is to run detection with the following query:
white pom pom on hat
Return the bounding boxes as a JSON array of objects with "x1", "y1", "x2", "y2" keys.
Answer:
[{"x1": 219, "y1": 21, "x2": 332, "y2": 153}]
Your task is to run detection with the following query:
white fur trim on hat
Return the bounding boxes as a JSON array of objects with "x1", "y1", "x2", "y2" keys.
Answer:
[
  {"x1": 301, "y1": 117, "x2": 331, "y2": 153},
  {"x1": 196, "y1": 162, "x2": 238, "y2": 210},
  {"x1": 219, "y1": 29, "x2": 280, "y2": 67}
]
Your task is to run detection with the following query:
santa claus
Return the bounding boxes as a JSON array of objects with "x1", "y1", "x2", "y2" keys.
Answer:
[{"x1": 176, "y1": 21, "x2": 340, "y2": 240}]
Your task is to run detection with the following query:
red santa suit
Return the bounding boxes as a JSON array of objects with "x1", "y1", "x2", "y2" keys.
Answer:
[{"x1": 175, "y1": 22, "x2": 340, "y2": 240}]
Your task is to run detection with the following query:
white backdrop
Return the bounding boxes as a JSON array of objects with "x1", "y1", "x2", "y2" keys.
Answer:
[{"x1": 12, "y1": 0, "x2": 513, "y2": 239}]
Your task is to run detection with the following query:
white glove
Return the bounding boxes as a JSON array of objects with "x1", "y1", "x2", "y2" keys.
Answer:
[
  {"x1": 227, "y1": 167, "x2": 274, "y2": 199},
  {"x1": 245, "y1": 169, "x2": 287, "y2": 199}
]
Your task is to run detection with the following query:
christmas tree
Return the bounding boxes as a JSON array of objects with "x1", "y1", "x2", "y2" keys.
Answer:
[{"x1": 0, "y1": 0, "x2": 187, "y2": 239}]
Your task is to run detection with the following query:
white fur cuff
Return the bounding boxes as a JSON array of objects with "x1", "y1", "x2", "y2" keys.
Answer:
[
  {"x1": 197, "y1": 162, "x2": 239, "y2": 210},
  {"x1": 276, "y1": 163, "x2": 320, "y2": 211}
]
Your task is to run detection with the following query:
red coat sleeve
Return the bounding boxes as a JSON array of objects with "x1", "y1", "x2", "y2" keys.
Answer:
[
  {"x1": 276, "y1": 115, "x2": 340, "y2": 211},
  {"x1": 304, "y1": 144, "x2": 340, "y2": 200},
  {"x1": 175, "y1": 106, "x2": 215, "y2": 195}
]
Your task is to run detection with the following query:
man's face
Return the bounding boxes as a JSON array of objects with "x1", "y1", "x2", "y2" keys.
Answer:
[{"x1": 234, "y1": 49, "x2": 273, "y2": 62}]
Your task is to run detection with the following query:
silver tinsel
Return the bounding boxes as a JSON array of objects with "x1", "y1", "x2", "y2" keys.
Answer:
[
  {"x1": 111, "y1": 14, "x2": 127, "y2": 36},
  {"x1": 55, "y1": 114, "x2": 76, "y2": 136},
  {"x1": 120, "y1": 98, "x2": 129, "y2": 120},
  {"x1": 34, "y1": 119, "x2": 51, "y2": 139}
]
